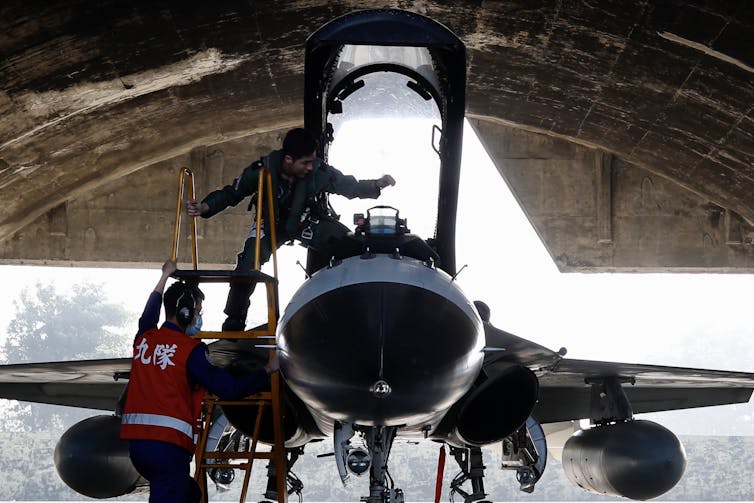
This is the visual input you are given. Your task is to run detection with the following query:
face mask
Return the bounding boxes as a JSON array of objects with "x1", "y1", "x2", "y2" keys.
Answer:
[{"x1": 186, "y1": 314, "x2": 203, "y2": 336}]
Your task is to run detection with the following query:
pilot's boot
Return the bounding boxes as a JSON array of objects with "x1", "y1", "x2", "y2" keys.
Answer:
[
  {"x1": 222, "y1": 282, "x2": 256, "y2": 331},
  {"x1": 223, "y1": 240, "x2": 272, "y2": 331}
]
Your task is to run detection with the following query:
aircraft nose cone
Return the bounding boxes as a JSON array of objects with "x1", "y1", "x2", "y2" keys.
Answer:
[
  {"x1": 278, "y1": 255, "x2": 485, "y2": 425},
  {"x1": 370, "y1": 379, "x2": 392, "y2": 398}
]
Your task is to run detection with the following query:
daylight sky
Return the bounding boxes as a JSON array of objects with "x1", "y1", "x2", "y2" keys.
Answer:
[{"x1": 1, "y1": 120, "x2": 753, "y2": 436}]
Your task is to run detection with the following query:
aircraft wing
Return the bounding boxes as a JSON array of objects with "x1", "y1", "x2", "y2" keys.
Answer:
[
  {"x1": 0, "y1": 358, "x2": 131, "y2": 411},
  {"x1": 0, "y1": 339, "x2": 270, "y2": 411},
  {"x1": 532, "y1": 358, "x2": 754, "y2": 423},
  {"x1": 3, "y1": 332, "x2": 753, "y2": 427},
  {"x1": 479, "y1": 321, "x2": 754, "y2": 424}
]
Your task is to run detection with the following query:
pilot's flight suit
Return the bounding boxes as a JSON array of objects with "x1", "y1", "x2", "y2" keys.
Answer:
[{"x1": 199, "y1": 149, "x2": 384, "y2": 329}]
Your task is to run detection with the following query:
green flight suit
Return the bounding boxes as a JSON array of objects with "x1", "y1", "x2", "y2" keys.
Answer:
[{"x1": 200, "y1": 149, "x2": 383, "y2": 327}]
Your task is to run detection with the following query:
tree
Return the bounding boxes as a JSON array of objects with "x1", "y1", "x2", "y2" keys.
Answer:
[{"x1": 1, "y1": 282, "x2": 134, "y2": 432}]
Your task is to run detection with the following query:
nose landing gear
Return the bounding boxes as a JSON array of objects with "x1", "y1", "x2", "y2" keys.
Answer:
[
  {"x1": 363, "y1": 426, "x2": 403, "y2": 503},
  {"x1": 334, "y1": 423, "x2": 404, "y2": 503}
]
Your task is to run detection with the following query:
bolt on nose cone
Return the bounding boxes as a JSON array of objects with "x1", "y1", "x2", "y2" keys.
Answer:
[{"x1": 370, "y1": 379, "x2": 392, "y2": 398}]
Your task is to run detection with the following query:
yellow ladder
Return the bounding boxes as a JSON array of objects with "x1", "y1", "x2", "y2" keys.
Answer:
[{"x1": 171, "y1": 167, "x2": 287, "y2": 503}]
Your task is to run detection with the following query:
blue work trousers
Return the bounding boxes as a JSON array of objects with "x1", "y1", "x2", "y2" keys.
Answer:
[{"x1": 129, "y1": 440, "x2": 201, "y2": 503}]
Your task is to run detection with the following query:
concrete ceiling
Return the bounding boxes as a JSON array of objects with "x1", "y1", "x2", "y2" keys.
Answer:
[{"x1": 1, "y1": 1, "x2": 753, "y2": 271}]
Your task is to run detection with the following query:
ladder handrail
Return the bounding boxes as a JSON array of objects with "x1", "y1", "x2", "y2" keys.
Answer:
[
  {"x1": 171, "y1": 166, "x2": 278, "y2": 279},
  {"x1": 254, "y1": 168, "x2": 279, "y2": 277},
  {"x1": 171, "y1": 168, "x2": 198, "y2": 270}
]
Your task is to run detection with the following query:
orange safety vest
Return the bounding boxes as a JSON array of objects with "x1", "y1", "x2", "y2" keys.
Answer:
[{"x1": 120, "y1": 325, "x2": 206, "y2": 453}]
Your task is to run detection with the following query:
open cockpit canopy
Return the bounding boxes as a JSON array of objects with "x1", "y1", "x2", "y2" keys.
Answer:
[{"x1": 304, "y1": 9, "x2": 466, "y2": 275}]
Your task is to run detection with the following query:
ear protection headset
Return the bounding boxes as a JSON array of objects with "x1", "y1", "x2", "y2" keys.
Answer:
[{"x1": 175, "y1": 285, "x2": 196, "y2": 328}]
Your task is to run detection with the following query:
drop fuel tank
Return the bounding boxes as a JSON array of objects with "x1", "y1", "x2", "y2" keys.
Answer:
[
  {"x1": 54, "y1": 415, "x2": 145, "y2": 499},
  {"x1": 562, "y1": 419, "x2": 686, "y2": 500}
]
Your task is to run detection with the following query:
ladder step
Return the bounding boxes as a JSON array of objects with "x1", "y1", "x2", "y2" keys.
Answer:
[
  {"x1": 200, "y1": 451, "x2": 275, "y2": 461},
  {"x1": 193, "y1": 330, "x2": 275, "y2": 339},
  {"x1": 199, "y1": 462, "x2": 254, "y2": 471},
  {"x1": 173, "y1": 269, "x2": 278, "y2": 285},
  {"x1": 206, "y1": 393, "x2": 274, "y2": 404}
]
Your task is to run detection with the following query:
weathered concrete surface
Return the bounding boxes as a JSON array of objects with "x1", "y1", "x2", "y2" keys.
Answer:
[
  {"x1": 1, "y1": 1, "x2": 753, "y2": 271},
  {"x1": 0, "y1": 129, "x2": 291, "y2": 269},
  {"x1": 471, "y1": 120, "x2": 754, "y2": 272}
]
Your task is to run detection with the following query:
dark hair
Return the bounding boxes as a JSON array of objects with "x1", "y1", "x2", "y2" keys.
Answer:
[
  {"x1": 190, "y1": 284, "x2": 205, "y2": 302},
  {"x1": 164, "y1": 281, "x2": 190, "y2": 319},
  {"x1": 282, "y1": 128, "x2": 318, "y2": 160}
]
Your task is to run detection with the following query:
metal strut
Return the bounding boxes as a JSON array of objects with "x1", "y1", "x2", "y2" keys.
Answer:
[
  {"x1": 500, "y1": 416, "x2": 547, "y2": 493},
  {"x1": 449, "y1": 446, "x2": 490, "y2": 503},
  {"x1": 169, "y1": 166, "x2": 288, "y2": 503},
  {"x1": 364, "y1": 426, "x2": 403, "y2": 503}
]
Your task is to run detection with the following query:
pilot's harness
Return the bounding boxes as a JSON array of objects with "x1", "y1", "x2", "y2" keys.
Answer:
[
  {"x1": 245, "y1": 157, "x2": 340, "y2": 246},
  {"x1": 298, "y1": 193, "x2": 339, "y2": 243}
]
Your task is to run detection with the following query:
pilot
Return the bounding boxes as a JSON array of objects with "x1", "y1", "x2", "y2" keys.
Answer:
[
  {"x1": 186, "y1": 127, "x2": 396, "y2": 331},
  {"x1": 120, "y1": 259, "x2": 277, "y2": 503}
]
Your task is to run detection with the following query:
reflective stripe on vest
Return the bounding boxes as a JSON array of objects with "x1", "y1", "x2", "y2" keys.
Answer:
[{"x1": 121, "y1": 413, "x2": 198, "y2": 444}]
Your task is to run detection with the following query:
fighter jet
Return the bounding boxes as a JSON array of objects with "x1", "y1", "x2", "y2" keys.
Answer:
[{"x1": 1, "y1": 9, "x2": 753, "y2": 503}]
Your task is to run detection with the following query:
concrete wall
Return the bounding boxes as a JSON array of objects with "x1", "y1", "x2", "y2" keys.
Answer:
[
  {"x1": 472, "y1": 119, "x2": 754, "y2": 272},
  {"x1": 3, "y1": 123, "x2": 754, "y2": 272},
  {"x1": 0, "y1": 128, "x2": 289, "y2": 269}
]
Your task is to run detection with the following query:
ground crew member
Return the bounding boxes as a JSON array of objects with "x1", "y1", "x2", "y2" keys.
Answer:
[
  {"x1": 120, "y1": 259, "x2": 277, "y2": 503},
  {"x1": 186, "y1": 127, "x2": 396, "y2": 331}
]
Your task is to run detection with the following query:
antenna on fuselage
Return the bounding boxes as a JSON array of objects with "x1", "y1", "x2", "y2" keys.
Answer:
[
  {"x1": 451, "y1": 264, "x2": 468, "y2": 282},
  {"x1": 296, "y1": 260, "x2": 311, "y2": 279}
]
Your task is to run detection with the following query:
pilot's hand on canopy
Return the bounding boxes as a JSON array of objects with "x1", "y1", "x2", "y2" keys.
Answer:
[
  {"x1": 186, "y1": 199, "x2": 209, "y2": 217},
  {"x1": 376, "y1": 174, "x2": 396, "y2": 189}
]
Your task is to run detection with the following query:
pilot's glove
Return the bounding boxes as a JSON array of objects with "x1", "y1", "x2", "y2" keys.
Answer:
[{"x1": 376, "y1": 174, "x2": 396, "y2": 189}]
